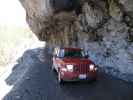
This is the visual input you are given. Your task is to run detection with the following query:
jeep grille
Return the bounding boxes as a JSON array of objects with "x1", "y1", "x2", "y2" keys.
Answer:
[{"x1": 74, "y1": 64, "x2": 89, "y2": 73}]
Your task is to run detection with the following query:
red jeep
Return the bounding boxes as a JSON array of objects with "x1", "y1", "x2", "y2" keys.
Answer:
[{"x1": 52, "y1": 47, "x2": 97, "y2": 84}]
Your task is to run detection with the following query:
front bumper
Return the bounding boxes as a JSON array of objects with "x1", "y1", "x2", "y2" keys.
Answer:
[{"x1": 60, "y1": 70, "x2": 97, "y2": 82}]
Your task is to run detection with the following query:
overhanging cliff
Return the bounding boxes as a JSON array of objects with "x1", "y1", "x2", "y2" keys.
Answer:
[{"x1": 19, "y1": 0, "x2": 133, "y2": 82}]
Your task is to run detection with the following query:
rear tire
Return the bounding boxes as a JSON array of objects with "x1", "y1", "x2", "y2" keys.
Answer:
[{"x1": 90, "y1": 77, "x2": 97, "y2": 83}]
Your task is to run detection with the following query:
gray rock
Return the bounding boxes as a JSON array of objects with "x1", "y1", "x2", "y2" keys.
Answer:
[
  {"x1": 119, "y1": 0, "x2": 133, "y2": 15},
  {"x1": 109, "y1": 0, "x2": 123, "y2": 21},
  {"x1": 81, "y1": 2, "x2": 104, "y2": 29},
  {"x1": 19, "y1": 0, "x2": 133, "y2": 82},
  {"x1": 80, "y1": 19, "x2": 133, "y2": 82}
]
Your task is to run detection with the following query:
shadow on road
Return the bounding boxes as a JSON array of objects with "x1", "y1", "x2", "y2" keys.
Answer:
[
  {"x1": 5, "y1": 48, "x2": 44, "y2": 86},
  {"x1": 2, "y1": 48, "x2": 133, "y2": 100}
]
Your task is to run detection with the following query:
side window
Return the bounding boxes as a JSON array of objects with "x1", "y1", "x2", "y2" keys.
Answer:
[
  {"x1": 81, "y1": 50, "x2": 85, "y2": 57},
  {"x1": 58, "y1": 49, "x2": 64, "y2": 58},
  {"x1": 53, "y1": 48, "x2": 56, "y2": 56},
  {"x1": 56, "y1": 49, "x2": 59, "y2": 56},
  {"x1": 53, "y1": 48, "x2": 59, "y2": 56}
]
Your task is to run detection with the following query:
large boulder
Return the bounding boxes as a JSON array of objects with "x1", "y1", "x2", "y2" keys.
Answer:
[
  {"x1": 80, "y1": 2, "x2": 107, "y2": 32},
  {"x1": 19, "y1": 0, "x2": 82, "y2": 41}
]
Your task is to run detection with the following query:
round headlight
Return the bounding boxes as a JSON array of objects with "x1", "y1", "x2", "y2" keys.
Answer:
[
  {"x1": 89, "y1": 64, "x2": 94, "y2": 70},
  {"x1": 66, "y1": 65, "x2": 74, "y2": 72}
]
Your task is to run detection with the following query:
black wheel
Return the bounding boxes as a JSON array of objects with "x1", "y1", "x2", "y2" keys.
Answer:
[
  {"x1": 89, "y1": 77, "x2": 97, "y2": 83},
  {"x1": 58, "y1": 72, "x2": 64, "y2": 84},
  {"x1": 92, "y1": 77, "x2": 97, "y2": 82}
]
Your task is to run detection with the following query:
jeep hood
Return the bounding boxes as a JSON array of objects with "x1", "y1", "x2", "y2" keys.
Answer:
[{"x1": 62, "y1": 58, "x2": 93, "y2": 64}]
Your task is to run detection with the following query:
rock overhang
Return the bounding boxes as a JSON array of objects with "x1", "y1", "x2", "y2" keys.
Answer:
[{"x1": 19, "y1": 0, "x2": 133, "y2": 82}]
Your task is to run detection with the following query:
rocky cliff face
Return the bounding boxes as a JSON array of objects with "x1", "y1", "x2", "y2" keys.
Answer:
[{"x1": 19, "y1": 0, "x2": 133, "y2": 82}]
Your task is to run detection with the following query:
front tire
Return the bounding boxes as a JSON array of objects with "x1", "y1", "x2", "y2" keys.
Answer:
[
  {"x1": 58, "y1": 72, "x2": 64, "y2": 84},
  {"x1": 52, "y1": 64, "x2": 56, "y2": 72}
]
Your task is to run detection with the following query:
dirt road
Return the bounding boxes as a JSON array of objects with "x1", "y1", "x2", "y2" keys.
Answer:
[{"x1": 1, "y1": 48, "x2": 133, "y2": 100}]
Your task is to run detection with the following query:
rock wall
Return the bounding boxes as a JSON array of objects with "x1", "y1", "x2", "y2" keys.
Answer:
[{"x1": 19, "y1": 0, "x2": 133, "y2": 82}]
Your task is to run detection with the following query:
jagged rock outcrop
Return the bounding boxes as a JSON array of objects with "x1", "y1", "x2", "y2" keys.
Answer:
[{"x1": 19, "y1": 0, "x2": 133, "y2": 82}]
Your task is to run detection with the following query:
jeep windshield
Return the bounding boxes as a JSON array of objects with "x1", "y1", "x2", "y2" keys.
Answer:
[{"x1": 58, "y1": 49, "x2": 84, "y2": 58}]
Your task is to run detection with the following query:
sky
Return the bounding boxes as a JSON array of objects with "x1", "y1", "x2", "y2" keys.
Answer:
[{"x1": 0, "y1": 0, "x2": 27, "y2": 27}]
